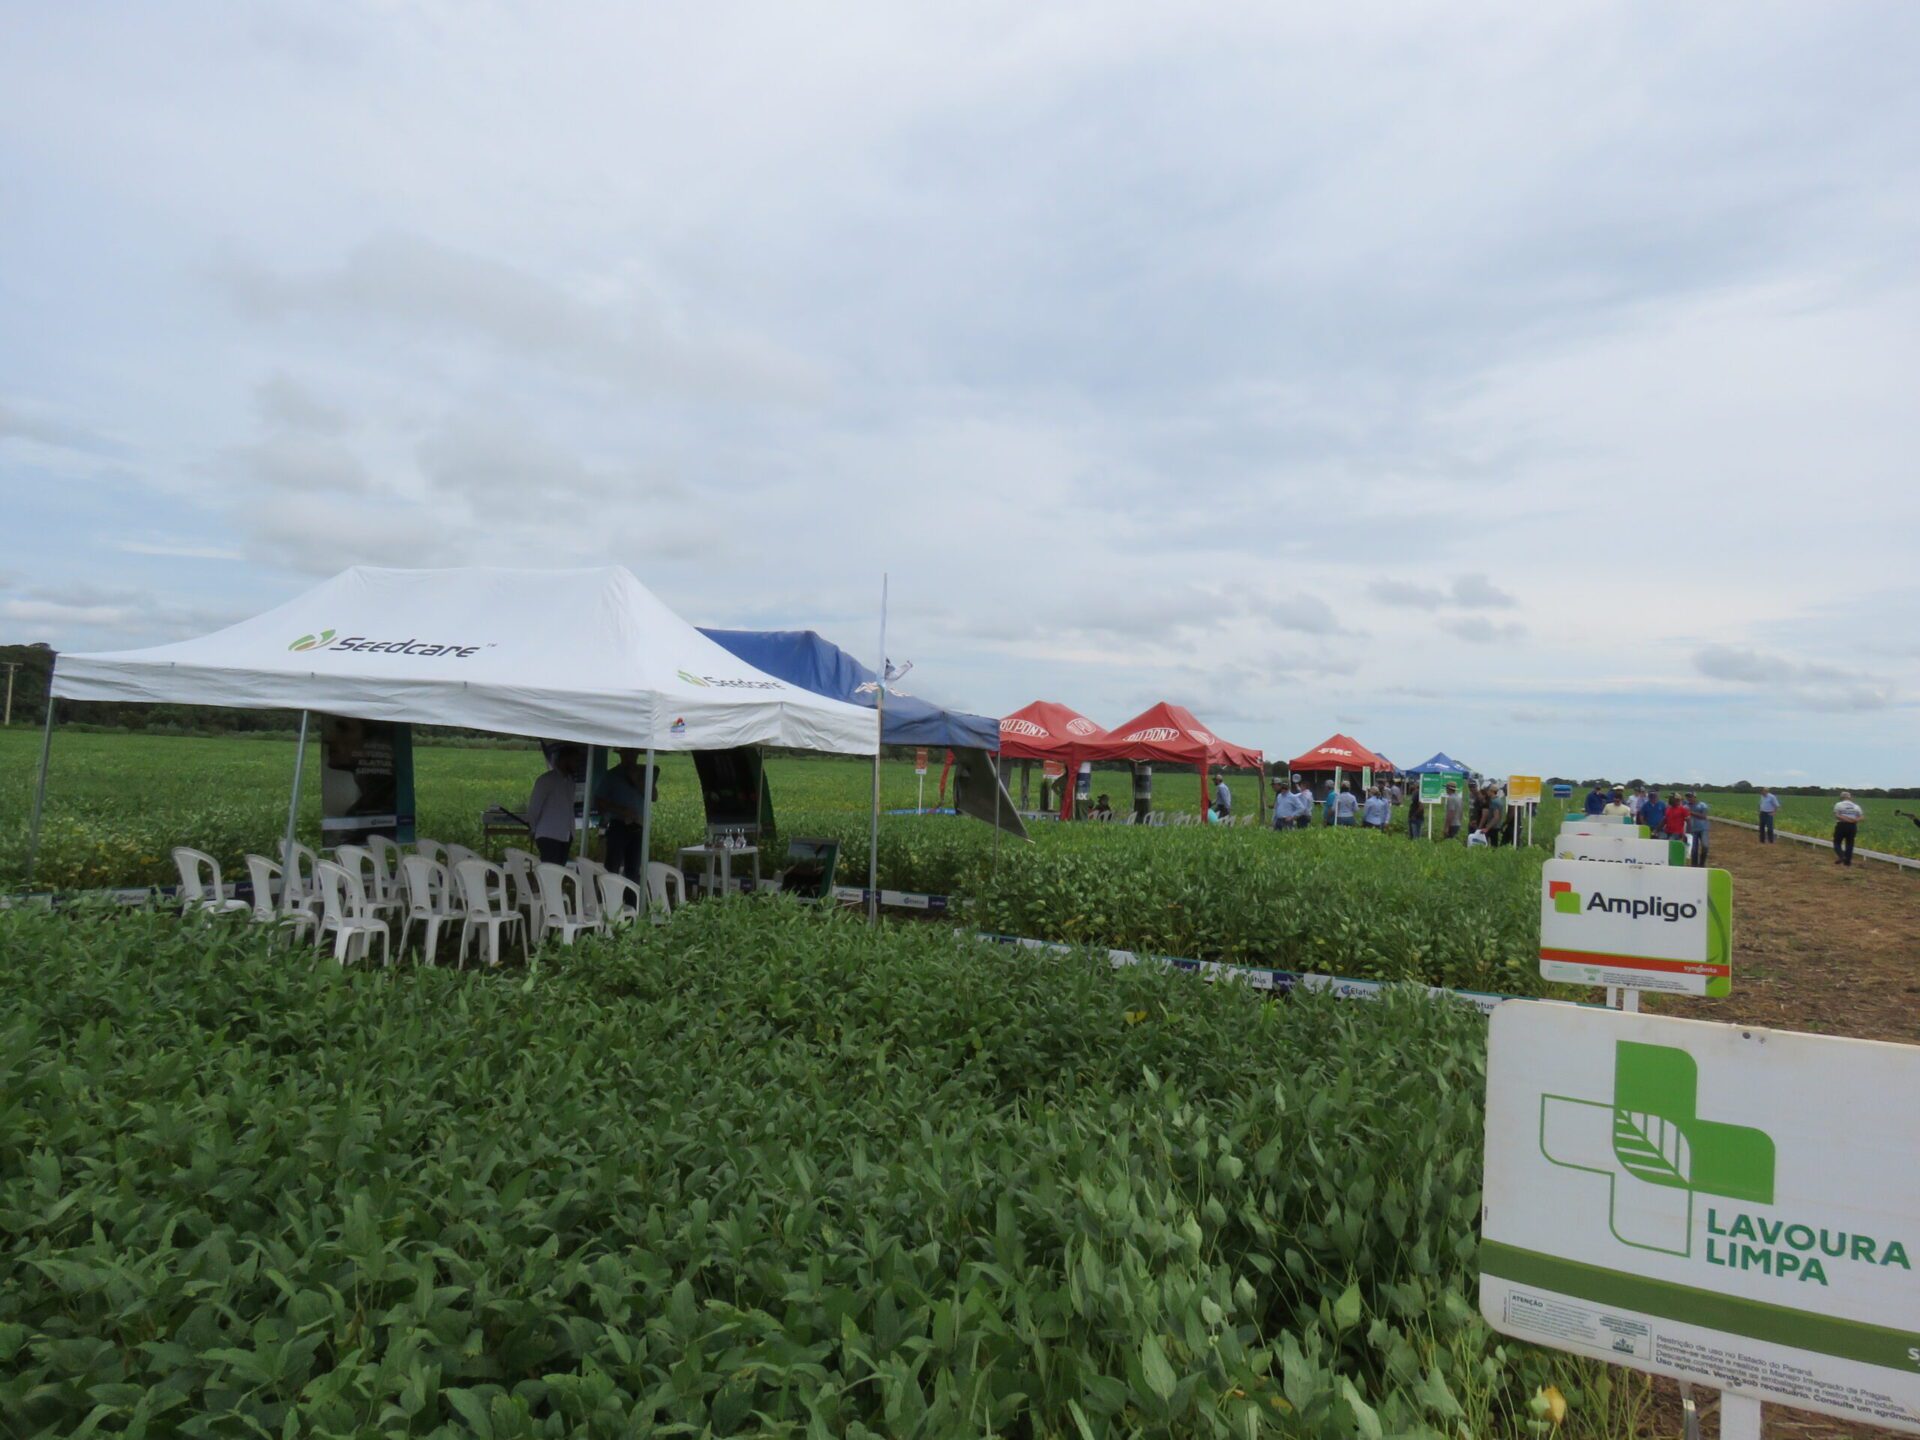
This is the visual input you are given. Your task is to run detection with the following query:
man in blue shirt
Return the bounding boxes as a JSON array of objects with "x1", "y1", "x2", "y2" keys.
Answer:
[
  {"x1": 1213, "y1": 776, "x2": 1233, "y2": 820},
  {"x1": 598, "y1": 748, "x2": 658, "y2": 882},
  {"x1": 1757, "y1": 787, "x2": 1780, "y2": 844},
  {"x1": 1686, "y1": 793, "x2": 1711, "y2": 867},
  {"x1": 1584, "y1": 785, "x2": 1608, "y2": 816},
  {"x1": 1334, "y1": 786, "x2": 1360, "y2": 826},
  {"x1": 1641, "y1": 793, "x2": 1667, "y2": 837}
]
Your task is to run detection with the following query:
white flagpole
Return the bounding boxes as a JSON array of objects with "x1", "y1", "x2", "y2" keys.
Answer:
[
  {"x1": 868, "y1": 574, "x2": 888, "y2": 924},
  {"x1": 281, "y1": 710, "x2": 310, "y2": 869}
]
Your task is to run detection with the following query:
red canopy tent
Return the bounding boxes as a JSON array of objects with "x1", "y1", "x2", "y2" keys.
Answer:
[
  {"x1": 997, "y1": 700, "x2": 1108, "y2": 760},
  {"x1": 1287, "y1": 733, "x2": 1391, "y2": 785},
  {"x1": 1079, "y1": 702, "x2": 1264, "y2": 816}
]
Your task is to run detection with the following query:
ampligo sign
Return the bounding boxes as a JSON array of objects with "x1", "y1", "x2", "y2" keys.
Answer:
[{"x1": 1539, "y1": 858, "x2": 1732, "y2": 997}]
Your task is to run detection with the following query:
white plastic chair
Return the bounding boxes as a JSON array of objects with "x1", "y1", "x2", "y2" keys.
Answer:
[
  {"x1": 277, "y1": 840, "x2": 325, "y2": 920},
  {"x1": 502, "y1": 848, "x2": 547, "y2": 944},
  {"x1": 313, "y1": 859, "x2": 393, "y2": 966},
  {"x1": 593, "y1": 869, "x2": 651, "y2": 926},
  {"x1": 569, "y1": 857, "x2": 608, "y2": 920},
  {"x1": 366, "y1": 834, "x2": 405, "y2": 901},
  {"x1": 646, "y1": 862, "x2": 685, "y2": 915},
  {"x1": 335, "y1": 846, "x2": 404, "y2": 923},
  {"x1": 535, "y1": 862, "x2": 605, "y2": 946},
  {"x1": 397, "y1": 855, "x2": 462, "y2": 964},
  {"x1": 443, "y1": 843, "x2": 480, "y2": 875},
  {"x1": 243, "y1": 854, "x2": 316, "y2": 946},
  {"x1": 171, "y1": 847, "x2": 251, "y2": 915},
  {"x1": 414, "y1": 839, "x2": 444, "y2": 865},
  {"x1": 453, "y1": 858, "x2": 527, "y2": 969}
]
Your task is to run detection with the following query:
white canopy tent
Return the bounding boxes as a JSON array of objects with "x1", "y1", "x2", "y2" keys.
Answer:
[{"x1": 28, "y1": 565, "x2": 878, "y2": 881}]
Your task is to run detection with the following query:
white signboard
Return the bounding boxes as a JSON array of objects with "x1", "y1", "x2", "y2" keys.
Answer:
[
  {"x1": 1555, "y1": 834, "x2": 1687, "y2": 867},
  {"x1": 1483, "y1": 1004, "x2": 1920, "y2": 1433},
  {"x1": 1540, "y1": 859, "x2": 1731, "y2": 997},
  {"x1": 1562, "y1": 814, "x2": 1631, "y2": 829}
]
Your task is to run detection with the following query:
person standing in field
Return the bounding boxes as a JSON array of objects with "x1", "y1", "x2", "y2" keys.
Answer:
[
  {"x1": 1584, "y1": 784, "x2": 1608, "y2": 816},
  {"x1": 1832, "y1": 792, "x2": 1864, "y2": 866},
  {"x1": 1686, "y1": 792, "x2": 1711, "y2": 866},
  {"x1": 1407, "y1": 790, "x2": 1426, "y2": 839},
  {"x1": 1361, "y1": 786, "x2": 1389, "y2": 831},
  {"x1": 1271, "y1": 782, "x2": 1293, "y2": 831},
  {"x1": 1602, "y1": 790, "x2": 1630, "y2": 818},
  {"x1": 1662, "y1": 792, "x2": 1690, "y2": 853},
  {"x1": 1443, "y1": 780, "x2": 1464, "y2": 839},
  {"x1": 598, "y1": 747, "x2": 658, "y2": 882},
  {"x1": 1642, "y1": 791, "x2": 1668, "y2": 838},
  {"x1": 1757, "y1": 787, "x2": 1780, "y2": 844},
  {"x1": 1334, "y1": 784, "x2": 1360, "y2": 827},
  {"x1": 527, "y1": 746, "x2": 580, "y2": 866},
  {"x1": 1213, "y1": 774, "x2": 1233, "y2": 820}
]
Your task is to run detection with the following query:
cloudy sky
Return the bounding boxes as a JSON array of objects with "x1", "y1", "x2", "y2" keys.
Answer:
[{"x1": 4, "y1": 1, "x2": 1917, "y2": 784}]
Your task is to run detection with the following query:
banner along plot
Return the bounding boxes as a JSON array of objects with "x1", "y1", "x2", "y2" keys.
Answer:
[
  {"x1": 1482, "y1": 1003, "x2": 1920, "y2": 1433},
  {"x1": 1555, "y1": 833, "x2": 1688, "y2": 867},
  {"x1": 1540, "y1": 858, "x2": 1732, "y2": 996}
]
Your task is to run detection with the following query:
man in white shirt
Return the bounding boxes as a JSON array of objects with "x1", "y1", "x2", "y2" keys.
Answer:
[
  {"x1": 1757, "y1": 787, "x2": 1781, "y2": 844},
  {"x1": 1361, "y1": 789, "x2": 1389, "y2": 830},
  {"x1": 1333, "y1": 786, "x2": 1360, "y2": 826},
  {"x1": 1832, "y1": 792, "x2": 1864, "y2": 867},
  {"x1": 527, "y1": 747, "x2": 580, "y2": 865}
]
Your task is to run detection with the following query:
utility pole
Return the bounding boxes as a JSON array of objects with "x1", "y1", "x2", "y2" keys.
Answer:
[{"x1": 2, "y1": 661, "x2": 18, "y2": 727}]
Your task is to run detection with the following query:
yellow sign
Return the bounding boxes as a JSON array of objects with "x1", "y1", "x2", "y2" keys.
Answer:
[{"x1": 1508, "y1": 775, "x2": 1542, "y2": 805}]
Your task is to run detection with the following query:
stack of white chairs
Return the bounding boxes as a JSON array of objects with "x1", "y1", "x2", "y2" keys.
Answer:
[
  {"x1": 397, "y1": 854, "x2": 462, "y2": 964},
  {"x1": 501, "y1": 848, "x2": 547, "y2": 945},
  {"x1": 443, "y1": 843, "x2": 480, "y2": 876},
  {"x1": 415, "y1": 838, "x2": 446, "y2": 867},
  {"x1": 313, "y1": 859, "x2": 393, "y2": 966},
  {"x1": 171, "y1": 847, "x2": 252, "y2": 916},
  {"x1": 366, "y1": 835, "x2": 405, "y2": 899},
  {"x1": 452, "y1": 858, "x2": 527, "y2": 968},
  {"x1": 535, "y1": 862, "x2": 605, "y2": 946},
  {"x1": 242, "y1": 854, "x2": 317, "y2": 947}
]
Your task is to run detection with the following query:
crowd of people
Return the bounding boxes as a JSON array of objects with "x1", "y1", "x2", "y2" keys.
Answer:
[
  {"x1": 1266, "y1": 775, "x2": 1523, "y2": 846},
  {"x1": 1581, "y1": 783, "x2": 1712, "y2": 866}
]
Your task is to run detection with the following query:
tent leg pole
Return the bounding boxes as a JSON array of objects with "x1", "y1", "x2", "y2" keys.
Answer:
[
  {"x1": 23, "y1": 684, "x2": 57, "y2": 884},
  {"x1": 281, "y1": 710, "x2": 309, "y2": 867},
  {"x1": 639, "y1": 745, "x2": 655, "y2": 908},
  {"x1": 993, "y1": 754, "x2": 1002, "y2": 873},
  {"x1": 582, "y1": 745, "x2": 595, "y2": 863}
]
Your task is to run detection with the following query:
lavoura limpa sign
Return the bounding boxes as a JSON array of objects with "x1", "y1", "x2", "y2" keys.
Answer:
[
  {"x1": 1540, "y1": 858, "x2": 1731, "y2": 997},
  {"x1": 1482, "y1": 1003, "x2": 1920, "y2": 1432}
]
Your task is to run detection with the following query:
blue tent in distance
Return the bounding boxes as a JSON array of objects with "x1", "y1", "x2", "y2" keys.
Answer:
[
  {"x1": 699, "y1": 628, "x2": 1000, "y2": 751},
  {"x1": 1402, "y1": 752, "x2": 1472, "y2": 775}
]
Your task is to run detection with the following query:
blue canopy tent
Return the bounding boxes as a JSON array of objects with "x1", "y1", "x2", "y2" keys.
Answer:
[
  {"x1": 1403, "y1": 752, "x2": 1472, "y2": 775},
  {"x1": 700, "y1": 629, "x2": 1023, "y2": 851},
  {"x1": 699, "y1": 629, "x2": 999, "y2": 750}
]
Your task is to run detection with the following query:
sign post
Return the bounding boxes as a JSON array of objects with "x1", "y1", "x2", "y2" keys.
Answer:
[
  {"x1": 914, "y1": 747, "x2": 928, "y2": 813},
  {"x1": 1482, "y1": 1003, "x2": 1920, "y2": 1435},
  {"x1": 1509, "y1": 774, "x2": 1542, "y2": 847}
]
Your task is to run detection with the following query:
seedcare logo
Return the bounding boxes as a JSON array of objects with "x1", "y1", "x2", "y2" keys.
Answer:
[
  {"x1": 1543, "y1": 1042, "x2": 1911, "y2": 1287},
  {"x1": 679, "y1": 668, "x2": 781, "y2": 691},
  {"x1": 287, "y1": 629, "x2": 484, "y2": 659}
]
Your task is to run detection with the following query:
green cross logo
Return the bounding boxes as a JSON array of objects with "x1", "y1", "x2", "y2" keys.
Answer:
[
  {"x1": 289, "y1": 629, "x2": 336, "y2": 652},
  {"x1": 1541, "y1": 1041, "x2": 1774, "y2": 1256}
]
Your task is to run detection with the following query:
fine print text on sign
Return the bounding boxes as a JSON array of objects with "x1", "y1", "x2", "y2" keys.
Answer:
[
  {"x1": 1539, "y1": 858, "x2": 1732, "y2": 997},
  {"x1": 1555, "y1": 833, "x2": 1688, "y2": 868},
  {"x1": 1509, "y1": 775, "x2": 1543, "y2": 806},
  {"x1": 1482, "y1": 1004, "x2": 1920, "y2": 1434}
]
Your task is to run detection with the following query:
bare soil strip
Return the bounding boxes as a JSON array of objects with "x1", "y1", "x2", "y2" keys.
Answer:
[{"x1": 1632, "y1": 822, "x2": 1920, "y2": 1437}]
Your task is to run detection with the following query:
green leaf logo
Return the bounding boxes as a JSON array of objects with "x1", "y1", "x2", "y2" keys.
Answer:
[
  {"x1": 289, "y1": 628, "x2": 336, "y2": 652},
  {"x1": 1611, "y1": 1109, "x2": 1690, "y2": 1190},
  {"x1": 677, "y1": 669, "x2": 709, "y2": 687}
]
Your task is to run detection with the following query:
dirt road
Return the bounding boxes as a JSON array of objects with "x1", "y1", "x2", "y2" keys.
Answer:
[{"x1": 1634, "y1": 822, "x2": 1920, "y2": 1438}]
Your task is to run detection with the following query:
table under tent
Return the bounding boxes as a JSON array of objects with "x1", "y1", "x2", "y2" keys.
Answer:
[
  {"x1": 996, "y1": 700, "x2": 1110, "y2": 819},
  {"x1": 1076, "y1": 702, "x2": 1264, "y2": 823},
  {"x1": 26, "y1": 566, "x2": 878, "y2": 957},
  {"x1": 1286, "y1": 733, "x2": 1393, "y2": 801}
]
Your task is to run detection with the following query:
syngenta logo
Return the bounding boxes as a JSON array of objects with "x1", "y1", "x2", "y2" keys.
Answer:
[
  {"x1": 1550, "y1": 880, "x2": 1697, "y2": 922},
  {"x1": 288, "y1": 629, "x2": 482, "y2": 658},
  {"x1": 679, "y1": 668, "x2": 781, "y2": 691}
]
